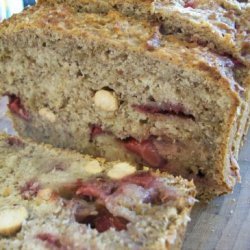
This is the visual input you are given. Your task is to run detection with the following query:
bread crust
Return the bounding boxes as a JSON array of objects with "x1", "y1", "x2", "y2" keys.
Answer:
[{"x1": 0, "y1": 3, "x2": 246, "y2": 199}]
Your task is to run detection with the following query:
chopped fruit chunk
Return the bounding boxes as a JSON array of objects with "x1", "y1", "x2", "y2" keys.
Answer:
[
  {"x1": 74, "y1": 201, "x2": 98, "y2": 224},
  {"x1": 76, "y1": 178, "x2": 118, "y2": 201},
  {"x1": 74, "y1": 204, "x2": 128, "y2": 233},
  {"x1": 121, "y1": 171, "x2": 156, "y2": 189},
  {"x1": 122, "y1": 137, "x2": 167, "y2": 168},
  {"x1": 133, "y1": 102, "x2": 195, "y2": 120},
  {"x1": 6, "y1": 136, "x2": 25, "y2": 147},
  {"x1": 0, "y1": 207, "x2": 28, "y2": 236},
  {"x1": 94, "y1": 208, "x2": 128, "y2": 233},
  {"x1": 184, "y1": 0, "x2": 197, "y2": 8},
  {"x1": 20, "y1": 180, "x2": 40, "y2": 200},
  {"x1": 89, "y1": 124, "x2": 104, "y2": 142},
  {"x1": 36, "y1": 233, "x2": 62, "y2": 248},
  {"x1": 8, "y1": 95, "x2": 30, "y2": 121},
  {"x1": 122, "y1": 172, "x2": 178, "y2": 203}
]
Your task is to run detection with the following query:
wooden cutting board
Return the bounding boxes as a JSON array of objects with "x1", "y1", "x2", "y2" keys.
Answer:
[
  {"x1": 0, "y1": 97, "x2": 249, "y2": 250},
  {"x1": 183, "y1": 133, "x2": 250, "y2": 250}
]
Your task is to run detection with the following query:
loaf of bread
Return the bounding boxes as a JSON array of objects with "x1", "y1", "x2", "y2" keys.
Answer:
[
  {"x1": 0, "y1": 133, "x2": 196, "y2": 249},
  {"x1": 0, "y1": 1, "x2": 248, "y2": 199}
]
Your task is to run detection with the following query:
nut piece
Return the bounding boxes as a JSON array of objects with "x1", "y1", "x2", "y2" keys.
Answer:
[
  {"x1": 94, "y1": 90, "x2": 118, "y2": 112},
  {"x1": 0, "y1": 207, "x2": 28, "y2": 236},
  {"x1": 37, "y1": 188, "x2": 53, "y2": 201},
  {"x1": 2, "y1": 187, "x2": 12, "y2": 197},
  {"x1": 38, "y1": 108, "x2": 56, "y2": 123},
  {"x1": 107, "y1": 162, "x2": 136, "y2": 179},
  {"x1": 84, "y1": 160, "x2": 103, "y2": 174}
]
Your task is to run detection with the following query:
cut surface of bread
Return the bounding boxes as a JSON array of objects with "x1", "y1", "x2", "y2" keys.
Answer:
[
  {"x1": 0, "y1": 2, "x2": 246, "y2": 199},
  {"x1": 0, "y1": 133, "x2": 196, "y2": 250}
]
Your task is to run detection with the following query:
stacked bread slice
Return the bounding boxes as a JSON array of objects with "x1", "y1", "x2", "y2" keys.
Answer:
[
  {"x1": 0, "y1": 133, "x2": 196, "y2": 249},
  {"x1": 39, "y1": 0, "x2": 250, "y2": 65},
  {"x1": 0, "y1": 0, "x2": 249, "y2": 199}
]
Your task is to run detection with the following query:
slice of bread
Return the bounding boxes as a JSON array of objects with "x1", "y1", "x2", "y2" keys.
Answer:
[
  {"x1": 0, "y1": 133, "x2": 196, "y2": 249},
  {"x1": 0, "y1": 3, "x2": 244, "y2": 199},
  {"x1": 38, "y1": 0, "x2": 250, "y2": 66}
]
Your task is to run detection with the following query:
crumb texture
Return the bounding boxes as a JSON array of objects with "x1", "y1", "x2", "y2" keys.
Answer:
[
  {"x1": 0, "y1": 133, "x2": 196, "y2": 249},
  {"x1": 0, "y1": 1, "x2": 248, "y2": 199}
]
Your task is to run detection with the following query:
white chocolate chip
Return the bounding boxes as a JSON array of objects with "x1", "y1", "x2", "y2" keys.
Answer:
[
  {"x1": 84, "y1": 160, "x2": 103, "y2": 174},
  {"x1": 107, "y1": 162, "x2": 136, "y2": 179},
  {"x1": 166, "y1": 207, "x2": 177, "y2": 218},
  {"x1": 37, "y1": 188, "x2": 53, "y2": 201},
  {"x1": 0, "y1": 207, "x2": 28, "y2": 236},
  {"x1": 94, "y1": 90, "x2": 118, "y2": 112},
  {"x1": 39, "y1": 108, "x2": 56, "y2": 123}
]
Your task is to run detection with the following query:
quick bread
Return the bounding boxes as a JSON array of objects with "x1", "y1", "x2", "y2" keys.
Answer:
[
  {"x1": 0, "y1": 133, "x2": 196, "y2": 249},
  {"x1": 0, "y1": 2, "x2": 248, "y2": 199}
]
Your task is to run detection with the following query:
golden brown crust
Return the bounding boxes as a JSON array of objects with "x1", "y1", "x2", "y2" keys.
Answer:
[
  {"x1": 0, "y1": 4, "x2": 243, "y2": 103},
  {"x1": 0, "y1": 2, "x2": 246, "y2": 200},
  {"x1": 37, "y1": 0, "x2": 250, "y2": 67}
]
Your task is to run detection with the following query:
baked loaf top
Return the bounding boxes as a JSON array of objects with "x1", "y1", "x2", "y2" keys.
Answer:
[
  {"x1": 0, "y1": 133, "x2": 196, "y2": 249},
  {"x1": 0, "y1": 2, "x2": 244, "y2": 101},
  {"x1": 38, "y1": 0, "x2": 250, "y2": 66}
]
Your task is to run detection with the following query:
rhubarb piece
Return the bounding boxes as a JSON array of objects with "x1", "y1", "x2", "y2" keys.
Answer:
[
  {"x1": 74, "y1": 203, "x2": 129, "y2": 233},
  {"x1": 89, "y1": 124, "x2": 104, "y2": 142},
  {"x1": 94, "y1": 207, "x2": 129, "y2": 233},
  {"x1": 122, "y1": 137, "x2": 167, "y2": 169},
  {"x1": 121, "y1": 171, "x2": 157, "y2": 189},
  {"x1": 7, "y1": 95, "x2": 30, "y2": 121},
  {"x1": 36, "y1": 233, "x2": 62, "y2": 248},
  {"x1": 184, "y1": 0, "x2": 197, "y2": 8},
  {"x1": 133, "y1": 102, "x2": 195, "y2": 121},
  {"x1": 75, "y1": 178, "x2": 118, "y2": 201},
  {"x1": 6, "y1": 136, "x2": 25, "y2": 147},
  {"x1": 20, "y1": 180, "x2": 40, "y2": 200}
]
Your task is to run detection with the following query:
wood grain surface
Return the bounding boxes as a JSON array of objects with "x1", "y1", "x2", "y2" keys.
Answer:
[
  {"x1": 183, "y1": 133, "x2": 250, "y2": 250},
  {"x1": 0, "y1": 97, "x2": 249, "y2": 250}
]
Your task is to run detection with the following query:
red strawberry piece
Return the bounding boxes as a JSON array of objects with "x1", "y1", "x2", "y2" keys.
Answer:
[
  {"x1": 76, "y1": 179, "x2": 118, "y2": 201},
  {"x1": 6, "y1": 136, "x2": 25, "y2": 147},
  {"x1": 94, "y1": 208, "x2": 128, "y2": 233},
  {"x1": 20, "y1": 180, "x2": 40, "y2": 200},
  {"x1": 36, "y1": 233, "x2": 62, "y2": 248},
  {"x1": 133, "y1": 102, "x2": 195, "y2": 120},
  {"x1": 121, "y1": 171, "x2": 156, "y2": 189},
  {"x1": 74, "y1": 203, "x2": 129, "y2": 233},
  {"x1": 89, "y1": 124, "x2": 104, "y2": 142},
  {"x1": 122, "y1": 137, "x2": 166, "y2": 168},
  {"x1": 184, "y1": 0, "x2": 197, "y2": 8}
]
